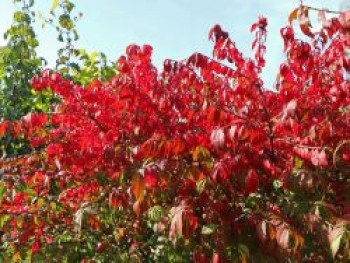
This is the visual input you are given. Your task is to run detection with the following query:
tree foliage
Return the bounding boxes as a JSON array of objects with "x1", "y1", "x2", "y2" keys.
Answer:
[{"x1": 0, "y1": 2, "x2": 350, "y2": 262}]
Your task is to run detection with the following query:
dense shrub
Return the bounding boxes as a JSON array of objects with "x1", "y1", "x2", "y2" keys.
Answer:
[{"x1": 0, "y1": 2, "x2": 349, "y2": 262}]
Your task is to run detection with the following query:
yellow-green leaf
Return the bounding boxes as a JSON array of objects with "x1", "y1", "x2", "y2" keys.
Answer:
[
  {"x1": 51, "y1": 0, "x2": 60, "y2": 12},
  {"x1": 330, "y1": 227, "x2": 344, "y2": 258}
]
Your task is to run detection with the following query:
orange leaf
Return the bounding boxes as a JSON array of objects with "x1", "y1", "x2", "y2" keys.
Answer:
[
  {"x1": 240, "y1": 127, "x2": 250, "y2": 141},
  {"x1": 109, "y1": 192, "x2": 122, "y2": 209},
  {"x1": 293, "y1": 233, "x2": 304, "y2": 250},
  {"x1": 288, "y1": 7, "x2": 299, "y2": 24},
  {"x1": 89, "y1": 215, "x2": 101, "y2": 231},
  {"x1": 12, "y1": 251, "x2": 21, "y2": 262},
  {"x1": 207, "y1": 107, "x2": 218, "y2": 124},
  {"x1": 132, "y1": 176, "x2": 145, "y2": 202},
  {"x1": 269, "y1": 224, "x2": 277, "y2": 240},
  {"x1": 11, "y1": 122, "x2": 21, "y2": 137},
  {"x1": 173, "y1": 139, "x2": 186, "y2": 155}
]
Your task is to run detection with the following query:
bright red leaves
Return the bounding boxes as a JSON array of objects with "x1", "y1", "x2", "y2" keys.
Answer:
[
  {"x1": 245, "y1": 169, "x2": 259, "y2": 194},
  {"x1": 0, "y1": 6, "x2": 349, "y2": 262}
]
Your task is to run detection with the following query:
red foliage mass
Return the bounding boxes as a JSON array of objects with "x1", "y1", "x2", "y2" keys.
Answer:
[{"x1": 0, "y1": 12, "x2": 350, "y2": 261}]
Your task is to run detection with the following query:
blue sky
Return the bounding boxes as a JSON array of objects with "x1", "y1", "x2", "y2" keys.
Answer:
[{"x1": 0, "y1": 0, "x2": 345, "y2": 88}]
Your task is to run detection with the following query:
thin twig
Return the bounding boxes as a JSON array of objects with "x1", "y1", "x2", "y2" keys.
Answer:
[
  {"x1": 303, "y1": 5, "x2": 343, "y2": 15},
  {"x1": 333, "y1": 140, "x2": 350, "y2": 168}
]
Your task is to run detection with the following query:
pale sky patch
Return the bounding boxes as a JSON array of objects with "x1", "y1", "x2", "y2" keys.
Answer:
[{"x1": 0, "y1": 0, "x2": 344, "y2": 88}]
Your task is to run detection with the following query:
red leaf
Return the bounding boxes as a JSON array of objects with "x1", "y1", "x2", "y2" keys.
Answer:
[
  {"x1": 45, "y1": 235, "x2": 54, "y2": 244},
  {"x1": 250, "y1": 23, "x2": 258, "y2": 32},
  {"x1": 311, "y1": 149, "x2": 328, "y2": 167},
  {"x1": 251, "y1": 38, "x2": 258, "y2": 50},
  {"x1": 212, "y1": 253, "x2": 226, "y2": 263},
  {"x1": 282, "y1": 99, "x2": 297, "y2": 120},
  {"x1": 342, "y1": 148, "x2": 350, "y2": 163},
  {"x1": 209, "y1": 25, "x2": 227, "y2": 41},
  {"x1": 245, "y1": 169, "x2": 259, "y2": 194},
  {"x1": 211, "y1": 161, "x2": 230, "y2": 182},
  {"x1": 210, "y1": 128, "x2": 225, "y2": 149},
  {"x1": 0, "y1": 121, "x2": 10, "y2": 138},
  {"x1": 87, "y1": 80, "x2": 103, "y2": 90},
  {"x1": 144, "y1": 168, "x2": 158, "y2": 189},
  {"x1": 193, "y1": 250, "x2": 209, "y2": 263},
  {"x1": 31, "y1": 240, "x2": 41, "y2": 254},
  {"x1": 89, "y1": 215, "x2": 101, "y2": 231},
  {"x1": 141, "y1": 44, "x2": 153, "y2": 60},
  {"x1": 299, "y1": 7, "x2": 315, "y2": 38},
  {"x1": 172, "y1": 139, "x2": 186, "y2": 155}
]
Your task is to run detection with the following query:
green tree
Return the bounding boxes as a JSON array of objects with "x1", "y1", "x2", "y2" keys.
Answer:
[{"x1": 0, "y1": 0, "x2": 44, "y2": 121}]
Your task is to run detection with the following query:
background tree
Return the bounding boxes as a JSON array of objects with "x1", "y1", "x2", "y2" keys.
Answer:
[{"x1": 0, "y1": 0, "x2": 44, "y2": 121}]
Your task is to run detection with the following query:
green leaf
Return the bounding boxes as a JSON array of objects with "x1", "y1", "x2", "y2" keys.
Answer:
[
  {"x1": 57, "y1": 33, "x2": 64, "y2": 42},
  {"x1": 59, "y1": 231, "x2": 74, "y2": 243},
  {"x1": 273, "y1": 179, "x2": 282, "y2": 190},
  {"x1": 90, "y1": 51, "x2": 99, "y2": 62},
  {"x1": 238, "y1": 243, "x2": 250, "y2": 257},
  {"x1": 294, "y1": 157, "x2": 304, "y2": 169},
  {"x1": 73, "y1": 29, "x2": 79, "y2": 41},
  {"x1": 0, "y1": 184, "x2": 7, "y2": 202},
  {"x1": 147, "y1": 205, "x2": 164, "y2": 222},
  {"x1": 34, "y1": 215, "x2": 39, "y2": 225},
  {"x1": 64, "y1": 1, "x2": 75, "y2": 13},
  {"x1": 196, "y1": 179, "x2": 206, "y2": 194},
  {"x1": 13, "y1": 11, "x2": 26, "y2": 23},
  {"x1": 15, "y1": 184, "x2": 25, "y2": 193},
  {"x1": 0, "y1": 215, "x2": 11, "y2": 228},
  {"x1": 17, "y1": 216, "x2": 24, "y2": 228},
  {"x1": 24, "y1": 188, "x2": 36, "y2": 197},
  {"x1": 201, "y1": 224, "x2": 216, "y2": 235},
  {"x1": 59, "y1": 14, "x2": 74, "y2": 30},
  {"x1": 50, "y1": 201, "x2": 57, "y2": 210}
]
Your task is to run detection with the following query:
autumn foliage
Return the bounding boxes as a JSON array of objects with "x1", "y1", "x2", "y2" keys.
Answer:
[{"x1": 0, "y1": 4, "x2": 350, "y2": 262}]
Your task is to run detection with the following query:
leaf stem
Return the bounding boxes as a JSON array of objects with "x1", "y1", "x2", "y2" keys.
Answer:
[{"x1": 303, "y1": 5, "x2": 343, "y2": 15}]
